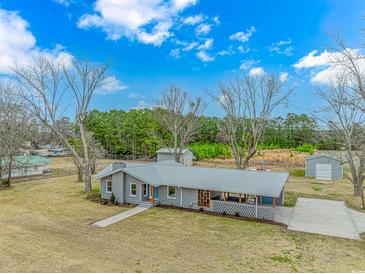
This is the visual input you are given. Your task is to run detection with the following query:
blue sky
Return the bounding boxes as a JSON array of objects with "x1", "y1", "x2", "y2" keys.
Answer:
[{"x1": 1, "y1": 0, "x2": 365, "y2": 117}]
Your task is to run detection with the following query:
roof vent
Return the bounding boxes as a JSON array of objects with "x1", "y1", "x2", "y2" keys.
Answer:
[{"x1": 112, "y1": 162, "x2": 126, "y2": 170}]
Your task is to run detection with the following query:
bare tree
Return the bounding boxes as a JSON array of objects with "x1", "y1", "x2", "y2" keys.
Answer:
[
  {"x1": 316, "y1": 76, "x2": 365, "y2": 207},
  {"x1": 0, "y1": 80, "x2": 29, "y2": 188},
  {"x1": 12, "y1": 56, "x2": 108, "y2": 192},
  {"x1": 68, "y1": 131, "x2": 106, "y2": 182},
  {"x1": 212, "y1": 73, "x2": 293, "y2": 169},
  {"x1": 155, "y1": 85, "x2": 206, "y2": 162},
  {"x1": 314, "y1": 35, "x2": 365, "y2": 206}
]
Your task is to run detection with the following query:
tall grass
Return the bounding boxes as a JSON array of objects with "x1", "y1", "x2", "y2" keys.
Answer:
[{"x1": 189, "y1": 143, "x2": 232, "y2": 160}]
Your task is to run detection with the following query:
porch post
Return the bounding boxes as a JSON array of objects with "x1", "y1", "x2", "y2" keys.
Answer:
[
  {"x1": 272, "y1": 196, "x2": 275, "y2": 208},
  {"x1": 239, "y1": 193, "x2": 242, "y2": 204},
  {"x1": 151, "y1": 185, "x2": 154, "y2": 204},
  {"x1": 255, "y1": 196, "x2": 258, "y2": 218},
  {"x1": 223, "y1": 192, "x2": 226, "y2": 202}
]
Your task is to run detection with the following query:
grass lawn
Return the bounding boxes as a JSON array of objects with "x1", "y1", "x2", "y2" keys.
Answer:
[{"x1": 1, "y1": 175, "x2": 365, "y2": 272}]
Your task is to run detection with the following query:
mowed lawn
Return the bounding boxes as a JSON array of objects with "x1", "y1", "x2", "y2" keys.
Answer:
[{"x1": 1, "y1": 176, "x2": 365, "y2": 272}]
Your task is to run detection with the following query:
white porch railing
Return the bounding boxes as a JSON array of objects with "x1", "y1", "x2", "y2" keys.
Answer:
[{"x1": 211, "y1": 200, "x2": 274, "y2": 220}]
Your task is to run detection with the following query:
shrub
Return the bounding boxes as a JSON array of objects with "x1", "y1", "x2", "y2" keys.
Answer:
[
  {"x1": 294, "y1": 143, "x2": 315, "y2": 154},
  {"x1": 110, "y1": 193, "x2": 115, "y2": 204}
]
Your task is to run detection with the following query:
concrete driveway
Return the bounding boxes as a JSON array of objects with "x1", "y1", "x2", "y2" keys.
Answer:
[{"x1": 287, "y1": 198, "x2": 360, "y2": 240}]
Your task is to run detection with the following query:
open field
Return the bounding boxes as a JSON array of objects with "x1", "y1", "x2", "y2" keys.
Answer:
[
  {"x1": 1, "y1": 175, "x2": 365, "y2": 272},
  {"x1": 198, "y1": 149, "x2": 309, "y2": 168}
]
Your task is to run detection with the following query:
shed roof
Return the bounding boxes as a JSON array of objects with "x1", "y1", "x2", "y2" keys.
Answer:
[
  {"x1": 156, "y1": 148, "x2": 193, "y2": 154},
  {"x1": 2, "y1": 155, "x2": 52, "y2": 167},
  {"x1": 305, "y1": 153, "x2": 342, "y2": 162},
  {"x1": 97, "y1": 161, "x2": 288, "y2": 198}
]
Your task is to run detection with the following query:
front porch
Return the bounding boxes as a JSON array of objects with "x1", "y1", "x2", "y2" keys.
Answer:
[
  {"x1": 200, "y1": 190, "x2": 278, "y2": 220},
  {"x1": 140, "y1": 183, "x2": 159, "y2": 206}
]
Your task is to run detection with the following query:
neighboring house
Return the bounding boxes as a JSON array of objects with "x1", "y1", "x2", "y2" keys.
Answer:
[
  {"x1": 305, "y1": 153, "x2": 343, "y2": 180},
  {"x1": 96, "y1": 160, "x2": 288, "y2": 221},
  {"x1": 1, "y1": 155, "x2": 53, "y2": 178},
  {"x1": 156, "y1": 148, "x2": 195, "y2": 166}
]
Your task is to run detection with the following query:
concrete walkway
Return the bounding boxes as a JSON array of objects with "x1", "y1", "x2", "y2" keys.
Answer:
[
  {"x1": 287, "y1": 198, "x2": 360, "y2": 240},
  {"x1": 92, "y1": 206, "x2": 150, "y2": 228},
  {"x1": 349, "y1": 208, "x2": 365, "y2": 233},
  {"x1": 274, "y1": 206, "x2": 293, "y2": 225}
]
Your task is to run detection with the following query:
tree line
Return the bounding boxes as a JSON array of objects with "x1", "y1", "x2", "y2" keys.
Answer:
[{"x1": 84, "y1": 109, "x2": 327, "y2": 158}]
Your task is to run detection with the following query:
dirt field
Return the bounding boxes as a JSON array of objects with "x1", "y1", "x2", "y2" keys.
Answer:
[
  {"x1": 198, "y1": 149, "x2": 309, "y2": 168},
  {"x1": 1, "y1": 175, "x2": 365, "y2": 272}
]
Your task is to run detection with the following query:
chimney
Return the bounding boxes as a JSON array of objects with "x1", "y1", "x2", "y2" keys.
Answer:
[{"x1": 112, "y1": 162, "x2": 126, "y2": 170}]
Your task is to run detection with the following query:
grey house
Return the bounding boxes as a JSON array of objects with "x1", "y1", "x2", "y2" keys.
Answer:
[
  {"x1": 156, "y1": 148, "x2": 195, "y2": 166},
  {"x1": 305, "y1": 153, "x2": 343, "y2": 180},
  {"x1": 96, "y1": 160, "x2": 288, "y2": 221}
]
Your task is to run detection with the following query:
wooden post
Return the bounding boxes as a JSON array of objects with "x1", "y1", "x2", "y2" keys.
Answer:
[
  {"x1": 272, "y1": 197, "x2": 275, "y2": 208},
  {"x1": 151, "y1": 185, "x2": 154, "y2": 204},
  {"x1": 239, "y1": 193, "x2": 242, "y2": 204},
  {"x1": 223, "y1": 192, "x2": 226, "y2": 202},
  {"x1": 255, "y1": 196, "x2": 258, "y2": 218}
]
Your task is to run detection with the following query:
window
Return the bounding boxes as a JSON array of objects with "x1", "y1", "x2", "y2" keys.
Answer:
[
  {"x1": 130, "y1": 183, "x2": 137, "y2": 197},
  {"x1": 106, "y1": 180, "x2": 112, "y2": 193},
  {"x1": 143, "y1": 184, "x2": 148, "y2": 197},
  {"x1": 167, "y1": 186, "x2": 176, "y2": 199}
]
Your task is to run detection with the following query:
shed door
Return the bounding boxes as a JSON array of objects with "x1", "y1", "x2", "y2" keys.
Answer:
[{"x1": 315, "y1": 163, "x2": 332, "y2": 180}]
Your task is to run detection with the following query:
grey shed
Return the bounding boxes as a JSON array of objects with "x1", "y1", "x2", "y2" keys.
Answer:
[
  {"x1": 156, "y1": 148, "x2": 195, "y2": 166},
  {"x1": 305, "y1": 153, "x2": 343, "y2": 180}
]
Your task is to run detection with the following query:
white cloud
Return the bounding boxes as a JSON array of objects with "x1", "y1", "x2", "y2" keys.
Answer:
[
  {"x1": 212, "y1": 16, "x2": 220, "y2": 25},
  {"x1": 237, "y1": 45, "x2": 250, "y2": 53},
  {"x1": 239, "y1": 59, "x2": 260, "y2": 70},
  {"x1": 293, "y1": 48, "x2": 365, "y2": 84},
  {"x1": 269, "y1": 39, "x2": 293, "y2": 56},
  {"x1": 53, "y1": 0, "x2": 73, "y2": 6},
  {"x1": 249, "y1": 67, "x2": 265, "y2": 77},
  {"x1": 197, "y1": 38, "x2": 214, "y2": 50},
  {"x1": 195, "y1": 23, "x2": 212, "y2": 36},
  {"x1": 217, "y1": 46, "x2": 235, "y2": 56},
  {"x1": 77, "y1": 0, "x2": 198, "y2": 46},
  {"x1": 0, "y1": 8, "x2": 72, "y2": 74},
  {"x1": 293, "y1": 50, "x2": 334, "y2": 69},
  {"x1": 170, "y1": 48, "x2": 181, "y2": 59},
  {"x1": 196, "y1": 50, "x2": 215, "y2": 62},
  {"x1": 229, "y1": 26, "x2": 256, "y2": 43},
  {"x1": 128, "y1": 92, "x2": 146, "y2": 99},
  {"x1": 97, "y1": 76, "x2": 128, "y2": 95},
  {"x1": 183, "y1": 41, "x2": 199, "y2": 51},
  {"x1": 183, "y1": 14, "x2": 204, "y2": 25},
  {"x1": 279, "y1": 72, "x2": 289, "y2": 82},
  {"x1": 131, "y1": 100, "x2": 151, "y2": 110}
]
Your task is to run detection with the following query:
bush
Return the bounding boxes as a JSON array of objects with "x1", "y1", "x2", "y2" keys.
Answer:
[
  {"x1": 294, "y1": 143, "x2": 315, "y2": 154},
  {"x1": 189, "y1": 143, "x2": 232, "y2": 160},
  {"x1": 110, "y1": 193, "x2": 115, "y2": 204}
]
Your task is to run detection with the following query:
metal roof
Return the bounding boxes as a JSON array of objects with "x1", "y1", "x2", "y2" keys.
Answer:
[
  {"x1": 156, "y1": 148, "x2": 193, "y2": 154},
  {"x1": 2, "y1": 155, "x2": 52, "y2": 167},
  {"x1": 97, "y1": 161, "x2": 288, "y2": 197},
  {"x1": 305, "y1": 153, "x2": 342, "y2": 162},
  {"x1": 96, "y1": 160, "x2": 183, "y2": 179}
]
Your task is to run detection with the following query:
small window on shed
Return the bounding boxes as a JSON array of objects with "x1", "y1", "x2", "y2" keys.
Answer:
[
  {"x1": 167, "y1": 186, "x2": 176, "y2": 199},
  {"x1": 130, "y1": 183, "x2": 137, "y2": 197},
  {"x1": 106, "y1": 180, "x2": 112, "y2": 193}
]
